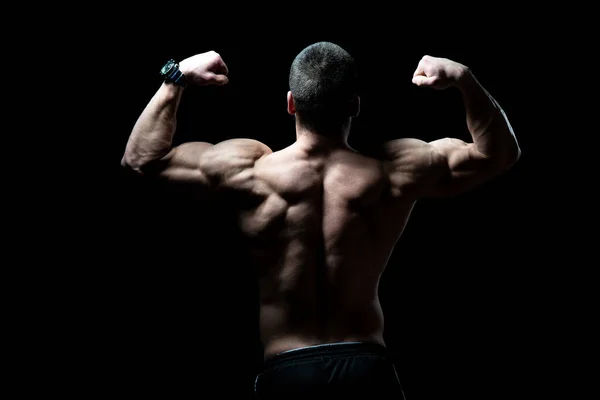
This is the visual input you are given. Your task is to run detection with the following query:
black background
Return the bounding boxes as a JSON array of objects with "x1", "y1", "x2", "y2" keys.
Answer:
[{"x1": 30, "y1": 9, "x2": 591, "y2": 399}]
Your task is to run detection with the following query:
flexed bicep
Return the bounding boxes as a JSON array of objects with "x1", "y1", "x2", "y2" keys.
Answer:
[
  {"x1": 427, "y1": 137, "x2": 496, "y2": 198},
  {"x1": 152, "y1": 142, "x2": 215, "y2": 186},
  {"x1": 142, "y1": 138, "x2": 272, "y2": 194},
  {"x1": 406, "y1": 55, "x2": 521, "y2": 198},
  {"x1": 382, "y1": 136, "x2": 497, "y2": 200},
  {"x1": 382, "y1": 138, "x2": 447, "y2": 200},
  {"x1": 198, "y1": 139, "x2": 273, "y2": 192}
]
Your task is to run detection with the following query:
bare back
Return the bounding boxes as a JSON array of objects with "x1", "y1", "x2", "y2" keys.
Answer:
[
  {"x1": 233, "y1": 143, "x2": 415, "y2": 358},
  {"x1": 122, "y1": 49, "x2": 520, "y2": 364}
]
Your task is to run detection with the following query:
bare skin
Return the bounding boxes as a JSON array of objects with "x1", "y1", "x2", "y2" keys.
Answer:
[{"x1": 122, "y1": 51, "x2": 521, "y2": 359}]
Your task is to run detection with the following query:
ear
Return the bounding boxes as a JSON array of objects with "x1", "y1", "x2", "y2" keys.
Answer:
[
  {"x1": 349, "y1": 95, "x2": 360, "y2": 117},
  {"x1": 287, "y1": 91, "x2": 296, "y2": 115}
]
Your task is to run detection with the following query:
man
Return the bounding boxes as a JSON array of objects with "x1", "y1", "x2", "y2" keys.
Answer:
[{"x1": 121, "y1": 42, "x2": 521, "y2": 398}]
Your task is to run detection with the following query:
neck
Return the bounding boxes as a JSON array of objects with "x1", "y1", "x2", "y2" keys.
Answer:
[{"x1": 294, "y1": 120, "x2": 351, "y2": 150}]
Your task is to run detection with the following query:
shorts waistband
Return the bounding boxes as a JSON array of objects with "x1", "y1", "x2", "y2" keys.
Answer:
[{"x1": 264, "y1": 341, "x2": 390, "y2": 369}]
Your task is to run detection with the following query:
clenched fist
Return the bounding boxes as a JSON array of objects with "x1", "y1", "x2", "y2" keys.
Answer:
[
  {"x1": 412, "y1": 55, "x2": 468, "y2": 90},
  {"x1": 179, "y1": 51, "x2": 229, "y2": 86}
]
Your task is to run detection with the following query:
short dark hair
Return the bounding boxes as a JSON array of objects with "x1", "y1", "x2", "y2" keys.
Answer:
[{"x1": 289, "y1": 42, "x2": 358, "y2": 127}]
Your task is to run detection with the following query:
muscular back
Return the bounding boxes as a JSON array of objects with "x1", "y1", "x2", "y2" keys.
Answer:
[
  {"x1": 124, "y1": 51, "x2": 520, "y2": 361},
  {"x1": 227, "y1": 142, "x2": 417, "y2": 358}
]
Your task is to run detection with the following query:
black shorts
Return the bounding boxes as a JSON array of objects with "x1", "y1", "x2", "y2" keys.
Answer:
[{"x1": 254, "y1": 342, "x2": 406, "y2": 399}]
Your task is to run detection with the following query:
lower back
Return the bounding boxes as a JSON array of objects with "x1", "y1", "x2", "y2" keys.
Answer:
[
  {"x1": 259, "y1": 296, "x2": 387, "y2": 358},
  {"x1": 257, "y1": 255, "x2": 389, "y2": 356}
]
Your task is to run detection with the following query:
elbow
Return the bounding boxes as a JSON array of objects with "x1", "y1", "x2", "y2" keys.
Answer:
[
  {"x1": 504, "y1": 118, "x2": 521, "y2": 167},
  {"x1": 496, "y1": 141, "x2": 521, "y2": 172},
  {"x1": 513, "y1": 145, "x2": 522, "y2": 165},
  {"x1": 121, "y1": 152, "x2": 167, "y2": 177},
  {"x1": 485, "y1": 141, "x2": 521, "y2": 174},
  {"x1": 121, "y1": 153, "x2": 146, "y2": 175},
  {"x1": 506, "y1": 141, "x2": 522, "y2": 168}
]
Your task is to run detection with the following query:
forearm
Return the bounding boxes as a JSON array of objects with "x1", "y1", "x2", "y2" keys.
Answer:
[
  {"x1": 121, "y1": 82, "x2": 184, "y2": 170},
  {"x1": 456, "y1": 70, "x2": 521, "y2": 166}
]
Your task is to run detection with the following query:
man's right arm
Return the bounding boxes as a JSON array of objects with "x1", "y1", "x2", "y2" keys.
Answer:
[{"x1": 383, "y1": 56, "x2": 521, "y2": 199}]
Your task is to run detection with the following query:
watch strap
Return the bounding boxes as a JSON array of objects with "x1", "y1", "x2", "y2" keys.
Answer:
[
  {"x1": 161, "y1": 59, "x2": 186, "y2": 87},
  {"x1": 166, "y1": 68, "x2": 186, "y2": 86}
]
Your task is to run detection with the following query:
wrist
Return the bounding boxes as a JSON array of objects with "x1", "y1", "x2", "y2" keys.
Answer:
[
  {"x1": 161, "y1": 79, "x2": 186, "y2": 94},
  {"x1": 454, "y1": 67, "x2": 478, "y2": 92},
  {"x1": 160, "y1": 59, "x2": 187, "y2": 87},
  {"x1": 178, "y1": 59, "x2": 192, "y2": 76}
]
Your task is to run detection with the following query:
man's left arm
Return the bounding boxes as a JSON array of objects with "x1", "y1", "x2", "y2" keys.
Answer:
[{"x1": 121, "y1": 51, "x2": 230, "y2": 184}]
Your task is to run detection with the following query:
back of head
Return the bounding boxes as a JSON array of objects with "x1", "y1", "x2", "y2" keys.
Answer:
[{"x1": 289, "y1": 42, "x2": 358, "y2": 132}]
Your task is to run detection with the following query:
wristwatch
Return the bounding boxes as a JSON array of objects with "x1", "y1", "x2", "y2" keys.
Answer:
[{"x1": 160, "y1": 59, "x2": 186, "y2": 86}]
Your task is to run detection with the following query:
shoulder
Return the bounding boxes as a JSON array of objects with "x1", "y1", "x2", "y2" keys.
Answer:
[
  {"x1": 202, "y1": 138, "x2": 272, "y2": 169},
  {"x1": 382, "y1": 138, "x2": 445, "y2": 170},
  {"x1": 200, "y1": 138, "x2": 273, "y2": 189},
  {"x1": 380, "y1": 137, "x2": 450, "y2": 199},
  {"x1": 210, "y1": 138, "x2": 273, "y2": 159}
]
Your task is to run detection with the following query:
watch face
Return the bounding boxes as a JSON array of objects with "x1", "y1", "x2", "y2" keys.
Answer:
[{"x1": 160, "y1": 60, "x2": 175, "y2": 75}]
